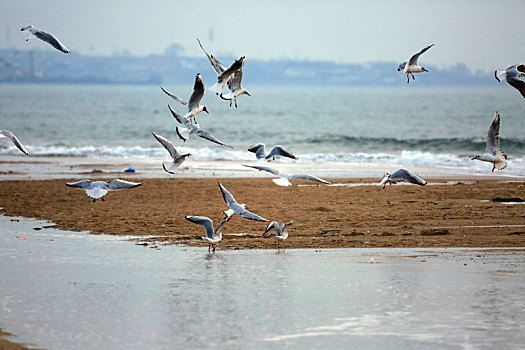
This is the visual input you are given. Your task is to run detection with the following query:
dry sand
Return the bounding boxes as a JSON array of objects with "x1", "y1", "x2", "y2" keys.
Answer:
[{"x1": 0, "y1": 178, "x2": 524, "y2": 249}]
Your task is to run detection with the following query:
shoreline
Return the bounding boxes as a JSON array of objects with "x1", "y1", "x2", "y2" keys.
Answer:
[{"x1": 0, "y1": 177, "x2": 524, "y2": 249}]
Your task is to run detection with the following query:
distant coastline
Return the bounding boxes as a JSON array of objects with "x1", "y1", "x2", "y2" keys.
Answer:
[{"x1": 0, "y1": 48, "x2": 496, "y2": 87}]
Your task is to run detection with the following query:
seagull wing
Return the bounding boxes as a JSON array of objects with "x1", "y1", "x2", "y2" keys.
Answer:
[
  {"x1": 0, "y1": 130, "x2": 28, "y2": 155},
  {"x1": 188, "y1": 74, "x2": 205, "y2": 111},
  {"x1": 106, "y1": 179, "x2": 142, "y2": 191},
  {"x1": 288, "y1": 174, "x2": 331, "y2": 184},
  {"x1": 247, "y1": 143, "x2": 266, "y2": 159},
  {"x1": 505, "y1": 68, "x2": 525, "y2": 98},
  {"x1": 66, "y1": 179, "x2": 93, "y2": 189},
  {"x1": 389, "y1": 169, "x2": 427, "y2": 186},
  {"x1": 240, "y1": 209, "x2": 268, "y2": 222},
  {"x1": 217, "y1": 56, "x2": 245, "y2": 84},
  {"x1": 160, "y1": 86, "x2": 188, "y2": 106},
  {"x1": 408, "y1": 44, "x2": 434, "y2": 66},
  {"x1": 218, "y1": 182, "x2": 238, "y2": 208},
  {"x1": 152, "y1": 132, "x2": 178, "y2": 159},
  {"x1": 168, "y1": 105, "x2": 191, "y2": 126},
  {"x1": 242, "y1": 164, "x2": 281, "y2": 176},
  {"x1": 33, "y1": 30, "x2": 70, "y2": 53},
  {"x1": 185, "y1": 216, "x2": 215, "y2": 239},
  {"x1": 195, "y1": 129, "x2": 233, "y2": 148},
  {"x1": 197, "y1": 39, "x2": 227, "y2": 75},
  {"x1": 485, "y1": 112, "x2": 501, "y2": 154},
  {"x1": 266, "y1": 145, "x2": 298, "y2": 160},
  {"x1": 229, "y1": 70, "x2": 243, "y2": 91},
  {"x1": 263, "y1": 221, "x2": 278, "y2": 235}
]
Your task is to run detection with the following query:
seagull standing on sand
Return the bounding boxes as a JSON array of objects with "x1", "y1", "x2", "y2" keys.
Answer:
[
  {"x1": 398, "y1": 44, "x2": 434, "y2": 84},
  {"x1": 243, "y1": 164, "x2": 331, "y2": 187},
  {"x1": 471, "y1": 111, "x2": 507, "y2": 172},
  {"x1": 167, "y1": 105, "x2": 233, "y2": 148},
  {"x1": 0, "y1": 129, "x2": 28, "y2": 155},
  {"x1": 378, "y1": 169, "x2": 427, "y2": 188},
  {"x1": 218, "y1": 182, "x2": 268, "y2": 222},
  {"x1": 160, "y1": 73, "x2": 209, "y2": 123},
  {"x1": 248, "y1": 143, "x2": 298, "y2": 162},
  {"x1": 185, "y1": 215, "x2": 230, "y2": 252},
  {"x1": 20, "y1": 25, "x2": 70, "y2": 53},
  {"x1": 198, "y1": 39, "x2": 250, "y2": 107},
  {"x1": 152, "y1": 132, "x2": 191, "y2": 173},
  {"x1": 65, "y1": 179, "x2": 142, "y2": 202},
  {"x1": 494, "y1": 64, "x2": 525, "y2": 99},
  {"x1": 263, "y1": 220, "x2": 293, "y2": 250}
]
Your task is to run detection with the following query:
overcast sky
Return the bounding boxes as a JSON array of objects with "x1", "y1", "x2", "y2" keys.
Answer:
[{"x1": 1, "y1": 1, "x2": 524, "y2": 71}]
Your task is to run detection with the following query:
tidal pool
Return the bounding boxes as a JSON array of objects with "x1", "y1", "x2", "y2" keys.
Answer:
[{"x1": 0, "y1": 215, "x2": 523, "y2": 349}]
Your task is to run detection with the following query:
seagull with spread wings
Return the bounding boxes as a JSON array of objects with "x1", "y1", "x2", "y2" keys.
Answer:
[
  {"x1": 248, "y1": 143, "x2": 298, "y2": 162},
  {"x1": 152, "y1": 132, "x2": 191, "y2": 174},
  {"x1": 185, "y1": 215, "x2": 230, "y2": 252},
  {"x1": 494, "y1": 64, "x2": 525, "y2": 99},
  {"x1": 378, "y1": 169, "x2": 427, "y2": 189},
  {"x1": 20, "y1": 25, "x2": 70, "y2": 53},
  {"x1": 471, "y1": 112, "x2": 507, "y2": 172},
  {"x1": 1, "y1": 129, "x2": 28, "y2": 155},
  {"x1": 65, "y1": 179, "x2": 142, "y2": 202},
  {"x1": 218, "y1": 182, "x2": 268, "y2": 222},
  {"x1": 263, "y1": 220, "x2": 293, "y2": 250},
  {"x1": 243, "y1": 164, "x2": 330, "y2": 187},
  {"x1": 398, "y1": 44, "x2": 434, "y2": 84},
  {"x1": 160, "y1": 73, "x2": 209, "y2": 123}
]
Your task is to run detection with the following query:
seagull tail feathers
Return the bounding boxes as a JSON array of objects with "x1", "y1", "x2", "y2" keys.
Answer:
[
  {"x1": 272, "y1": 177, "x2": 292, "y2": 187},
  {"x1": 162, "y1": 161, "x2": 177, "y2": 174},
  {"x1": 494, "y1": 70, "x2": 505, "y2": 83}
]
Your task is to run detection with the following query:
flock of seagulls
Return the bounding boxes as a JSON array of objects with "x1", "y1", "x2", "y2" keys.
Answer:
[{"x1": 2, "y1": 25, "x2": 524, "y2": 252}]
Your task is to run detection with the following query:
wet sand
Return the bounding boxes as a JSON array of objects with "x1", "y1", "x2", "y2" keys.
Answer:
[{"x1": 0, "y1": 178, "x2": 524, "y2": 249}]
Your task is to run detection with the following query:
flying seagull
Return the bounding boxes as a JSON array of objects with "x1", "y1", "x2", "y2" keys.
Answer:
[
  {"x1": 248, "y1": 143, "x2": 298, "y2": 162},
  {"x1": 471, "y1": 111, "x2": 507, "y2": 172},
  {"x1": 167, "y1": 105, "x2": 233, "y2": 148},
  {"x1": 152, "y1": 132, "x2": 191, "y2": 174},
  {"x1": 494, "y1": 64, "x2": 525, "y2": 99},
  {"x1": 198, "y1": 39, "x2": 250, "y2": 107},
  {"x1": 185, "y1": 215, "x2": 230, "y2": 252},
  {"x1": 160, "y1": 73, "x2": 209, "y2": 123},
  {"x1": 0, "y1": 129, "x2": 28, "y2": 155},
  {"x1": 20, "y1": 25, "x2": 70, "y2": 54},
  {"x1": 208, "y1": 55, "x2": 245, "y2": 95},
  {"x1": 263, "y1": 220, "x2": 293, "y2": 250},
  {"x1": 219, "y1": 70, "x2": 250, "y2": 108},
  {"x1": 378, "y1": 169, "x2": 427, "y2": 189},
  {"x1": 218, "y1": 182, "x2": 268, "y2": 222},
  {"x1": 398, "y1": 44, "x2": 434, "y2": 84},
  {"x1": 242, "y1": 164, "x2": 330, "y2": 187},
  {"x1": 65, "y1": 179, "x2": 142, "y2": 202}
]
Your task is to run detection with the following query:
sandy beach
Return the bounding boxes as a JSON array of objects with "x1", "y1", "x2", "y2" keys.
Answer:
[{"x1": 0, "y1": 177, "x2": 523, "y2": 249}]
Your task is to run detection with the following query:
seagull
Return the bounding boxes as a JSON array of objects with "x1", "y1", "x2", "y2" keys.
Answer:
[
  {"x1": 152, "y1": 132, "x2": 191, "y2": 174},
  {"x1": 185, "y1": 215, "x2": 230, "y2": 252},
  {"x1": 494, "y1": 64, "x2": 525, "y2": 99},
  {"x1": 20, "y1": 25, "x2": 70, "y2": 54},
  {"x1": 248, "y1": 143, "x2": 298, "y2": 162},
  {"x1": 160, "y1": 73, "x2": 208, "y2": 123},
  {"x1": 198, "y1": 39, "x2": 250, "y2": 107},
  {"x1": 471, "y1": 111, "x2": 507, "y2": 172},
  {"x1": 242, "y1": 164, "x2": 331, "y2": 187},
  {"x1": 219, "y1": 70, "x2": 250, "y2": 108},
  {"x1": 378, "y1": 169, "x2": 427, "y2": 189},
  {"x1": 65, "y1": 179, "x2": 142, "y2": 202},
  {"x1": 207, "y1": 54, "x2": 245, "y2": 95},
  {"x1": 263, "y1": 220, "x2": 293, "y2": 250},
  {"x1": 0, "y1": 129, "x2": 28, "y2": 155},
  {"x1": 167, "y1": 105, "x2": 233, "y2": 148},
  {"x1": 398, "y1": 44, "x2": 434, "y2": 84},
  {"x1": 218, "y1": 182, "x2": 268, "y2": 222}
]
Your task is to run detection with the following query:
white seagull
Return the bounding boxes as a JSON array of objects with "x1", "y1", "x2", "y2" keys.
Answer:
[
  {"x1": 378, "y1": 169, "x2": 427, "y2": 189},
  {"x1": 65, "y1": 179, "x2": 142, "y2": 202},
  {"x1": 20, "y1": 25, "x2": 70, "y2": 54},
  {"x1": 168, "y1": 105, "x2": 233, "y2": 148},
  {"x1": 218, "y1": 182, "x2": 268, "y2": 222},
  {"x1": 494, "y1": 64, "x2": 525, "y2": 99},
  {"x1": 471, "y1": 111, "x2": 507, "y2": 172},
  {"x1": 398, "y1": 44, "x2": 434, "y2": 84},
  {"x1": 243, "y1": 164, "x2": 330, "y2": 187},
  {"x1": 248, "y1": 143, "x2": 298, "y2": 162},
  {"x1": 263, "y1": 220, "x2": 293, "y2": 250},
  {"x1": 198, "y1": 39, "x2": 251, "y2": 107},
  {"x1": 208, "y1": 55, "x2": 245, "y2": 95},
  {"x1": 160, "y1": 73, "x2": 209, "y2": 123},
  {"x1": 185, "y1": 215, "x2": 230, "y2": 252},
  {"x1": 0, "y1": 129, "x2": 28, "y2": 155},
  {"x1": 152, "y1": 132, "x2": 191, "y2": 174}
]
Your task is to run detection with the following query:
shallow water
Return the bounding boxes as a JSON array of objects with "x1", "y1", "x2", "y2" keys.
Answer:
[{"x1": 0, "y1": 215, "x2": 524, "y2": 349}]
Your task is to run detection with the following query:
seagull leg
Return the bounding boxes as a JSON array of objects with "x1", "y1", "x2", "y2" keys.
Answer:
[
  {"x1": 229, "y1": 99, "x2": 232, "y2": 108},
  {"x1": 492, "y1": 163, "x2": 496, "y2": 172},
  {"x1": 212, "y1": 244, "x2": 216, "y2": 253},
  {"x1": 101, "y1": 197, "x2": 105, "y2": 201},
  {"x1": 407, "y1": 75, "x2": 410, "y2": 84},
  {"x1": 234, "y1": 98, "x2": 238, "y2": 108},
  {"x1": 92, "y1": 198, "x2": 96, "y2": 203},
  {"x1": 208, "y1": 244, "x2": 211, "y2": 253},
  {"x1": 411, "y1": 73, "x2": 415, "y2": 80}
]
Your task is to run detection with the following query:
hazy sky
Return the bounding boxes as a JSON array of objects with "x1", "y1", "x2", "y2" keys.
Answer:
[{"x1": 1, "y1": 1, "x2": 524, "y2": 71}]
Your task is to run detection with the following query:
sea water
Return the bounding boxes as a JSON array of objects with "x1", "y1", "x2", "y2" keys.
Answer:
[
  {"x1": 1, "y1": 84, "x2": 524, "y2": 176},
  {"x1": 0, "y1": 215, "x2": 524, "y2": 349}
]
